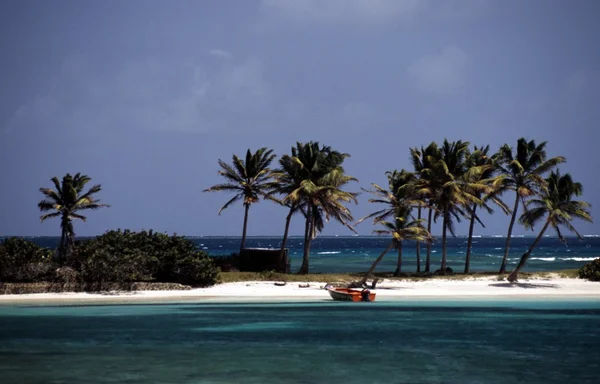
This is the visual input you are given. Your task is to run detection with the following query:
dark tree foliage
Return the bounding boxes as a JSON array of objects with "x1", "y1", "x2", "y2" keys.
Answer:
[
  {"x1": 579, "y1": 258, "x2": 600, "y2": 281},
  {"x1": 77, "y1": 230, "x2": 220, "y2": 287},
  {"x1": 0, "y1": 237, "x2": 55, "y2": 282}
]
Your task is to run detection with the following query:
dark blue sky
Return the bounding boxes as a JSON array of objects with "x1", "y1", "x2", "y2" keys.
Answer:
[{"x1": 1, "y1": 0, "x2": 598, "y2": 237}]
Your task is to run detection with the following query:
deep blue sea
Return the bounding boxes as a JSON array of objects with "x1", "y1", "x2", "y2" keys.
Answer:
[
  {"x1": 13, "y1": 235, "x2": 600, "y2": 273},
  {"x1": 1, "y1": 299, "x2": 599, "y2": 383}
]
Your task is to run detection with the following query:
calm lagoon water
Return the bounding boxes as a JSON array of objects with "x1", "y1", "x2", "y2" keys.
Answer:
[{"x1": 1, "y1": 299, "x2": 599, "y2": 383}]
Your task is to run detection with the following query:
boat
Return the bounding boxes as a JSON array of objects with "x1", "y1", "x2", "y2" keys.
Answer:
[{"x1": 327, "y1": 287, "x2": 376, "y2": 302}]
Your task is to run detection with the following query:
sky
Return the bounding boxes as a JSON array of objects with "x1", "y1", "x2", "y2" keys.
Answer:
[{"x1": 0, "y1": 0, "x2": 599, "y2": 238}]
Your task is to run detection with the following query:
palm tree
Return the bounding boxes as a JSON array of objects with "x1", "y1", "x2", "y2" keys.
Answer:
[
  {"x1": 462, "y1": 145, "x2": 509, "y2": 273},
  {"x1": 279, "y1": 142, "x2": 358, "y2": 274},
  {"x1": 496, "y1": 138, "x2": 565, "y2": 273},
  {"x1": 38, "y1": 173, "x2": 109, "y2": 265},
  {"x1": 410, "y1": 143, "x2": 440, "y2": 273},
  {"x1": 269, "y1": 154, "x2": 305, "y2": 269},
  {"x1": 427, "y1": 140, "x2": 486, "y2": 275},
  {"x1": 507, "y1": 171, "x2": 592, "y2": 282},
  {"x1": 204, "y1": 147, "x2": 276, "y2": 253},
  {"x1": 359, "y1": 205, "x2": 431, "y2": 285},
  {"x1": 358, "y1": 169, "x2": 420, "y2": 276}
]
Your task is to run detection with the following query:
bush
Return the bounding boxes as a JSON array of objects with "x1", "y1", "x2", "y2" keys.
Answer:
[
  {"x1": 578, "y1": 258, "x2": 600, "y2": 281},
  {"x1": 78, "y1": 233, "x2": 159, "y2": 284},
  {"x1": 77, "y1": 230, "x2": 220, "y2": 287},
  {"x1": 0, "y1": 237, "x2": 55, "y2": 282}
]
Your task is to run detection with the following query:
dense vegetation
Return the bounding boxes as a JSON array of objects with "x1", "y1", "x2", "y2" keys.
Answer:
[
  {"x1": 0, "y1": 231, "x2": 220, "y2": 289},
  {"x1": 578, "y1": 258, "x2": 600, "y2": 281}
]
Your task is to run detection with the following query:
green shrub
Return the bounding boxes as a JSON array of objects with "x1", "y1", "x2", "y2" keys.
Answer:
[
  {"x1": 0, "y1": 237, "x2": 55, "y2": 282},
  {"x1": 578, "y1": 258, "x2": 600, "y2": 281},
  {"x1": 77, "y1": 230, "x2": 220, "y2": 287}
]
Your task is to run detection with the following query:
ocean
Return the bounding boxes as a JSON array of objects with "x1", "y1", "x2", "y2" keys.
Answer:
[
  {"x1": 16, "y1": 235, "x2": 600, "y2": 273},
  {"x1": 1, "y1": 299, "x2": 599, "y2": 383}
]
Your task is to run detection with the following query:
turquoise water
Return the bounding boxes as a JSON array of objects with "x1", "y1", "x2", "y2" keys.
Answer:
[
  {"x1": 1, "y1": 299, "x2": 599, "y2": 383},
  {"x1": 16, "y1": 235, "x2": 600, "y2": 273}
]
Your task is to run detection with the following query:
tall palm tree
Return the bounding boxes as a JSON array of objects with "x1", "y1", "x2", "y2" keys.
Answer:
[
  {"x1": 358, "y1": 169, "x2": 420, "y2": 276},
  {"x1": 38, "y1": 173, "x2": 109, "y2": 265},
  {"x1": 204, "y1": 147, "x2": 276, "y2": 253},
  {"x1": 268, "y1": 154, "x2": 305, "y2": 268},
  {"x1": 359, "y1": 205, "x2": 430, "y2": 285},
  {"x1": 496, "y1": 138, "x2": 565, "y2": 273},
  {"x1": 280, "y1": 142, "x2": 358, "y2": 274},
  {"x1": 426, "y1": 140, "x2": 486, "y2": 275},
  {"x1": 507, "y1": 171, "x2": 592, "y2": 282},
  {"x1": 462, "y1": 145, "x2": 509, "y2": 273},
  {"x1": 410, "y1": 143, "x2": 440, "y2": 273}
]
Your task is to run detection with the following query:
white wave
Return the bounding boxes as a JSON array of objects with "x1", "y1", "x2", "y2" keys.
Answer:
[
  {"x1": 494, "y1": 247, "x2": 502, "y2": 250},
  {"x1": 530, "y1": 257, "x2": 556, "y2": 261},
  {"x1": 472, "y1": 235, "x2": 482, "y2": 238},
  {"x1": 583, "y1": 235, "x2": 599, "y2": 238},
  {"x1": 432, "y1": 250, "x2": 437, "y2": 253},
  {"x1": 317, "y1": 251, "x2": 341, "y2": 255},
  {"x1": 560, "y1": 257, "x2": 599, "y2": 262},
  {"x1": 493, "y1": 235, "x2": 503, "y2": 238}
]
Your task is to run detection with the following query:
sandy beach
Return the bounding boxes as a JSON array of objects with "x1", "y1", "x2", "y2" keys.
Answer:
[{"x1": 1, "y1": 276, "x2": 599, "y2": 305}]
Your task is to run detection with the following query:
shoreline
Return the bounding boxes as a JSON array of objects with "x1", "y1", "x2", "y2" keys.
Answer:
[{"x1": 1, "y1": 276, "x2": 599, "y2": 305}]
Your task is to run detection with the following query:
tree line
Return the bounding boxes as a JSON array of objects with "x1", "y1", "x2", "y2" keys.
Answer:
[
  {"x1": 35, "y1": 138, "x2": 592, "y2": 283},
  {"x1": 204, "y1": 138, "x2": 592, "y2": 282}
]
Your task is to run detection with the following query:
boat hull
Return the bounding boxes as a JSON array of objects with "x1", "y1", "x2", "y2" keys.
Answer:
[{"x1": 327, "y1": 288, "x2": 376, "y2": 302}]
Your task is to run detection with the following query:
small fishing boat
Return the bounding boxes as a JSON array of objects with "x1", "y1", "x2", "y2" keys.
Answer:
[{"x1": 327, "y1": 287, "x2": 376, "y2": 302}]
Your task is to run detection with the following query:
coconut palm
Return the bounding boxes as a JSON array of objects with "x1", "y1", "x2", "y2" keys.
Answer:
[
  {"x1": 358, "y1": 169, "x2": 421, "y2": 276},
  {"x1": 507, "y1": 171, "x2": 592, "y2": 282},
  {"x1": 462, "y1": 145, "x2": 509, "y2": 273},
  {"x1": 268, "y1": 154, "x2": 305, "y2": 267},
  {"x1": 496, "y1": 138, "x2": 565, "y2": 273},
  {"x1": 204, "y1": 147, "x2": 276, "y2": 253},
  {"x1": 38, "y1": 173, "x2": 109, "y2": 265},
  {"x1": 410, "y1": 143, "x2": 440, "y2": 273},
  {"x1": 280, "y1": 142, "x2": 358, "y2": 274},
  {"x1": 426, "y1": 140, "x2": 487, "y2": 275},
  {"x1": 359, "y1": 205, "x2": 431, "y2": 285}
]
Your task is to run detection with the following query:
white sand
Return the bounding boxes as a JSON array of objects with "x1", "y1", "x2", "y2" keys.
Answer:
[{"x1": 1, "y1": 276, "x2": 600, "y2": 305}]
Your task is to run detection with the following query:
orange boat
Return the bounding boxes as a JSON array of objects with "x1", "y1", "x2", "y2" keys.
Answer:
[{"x1": 327, "y1": 288, "x2": 376, "y2": 302}]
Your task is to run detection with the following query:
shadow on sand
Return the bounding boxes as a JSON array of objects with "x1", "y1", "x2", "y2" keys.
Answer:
[{"x1": 488, "y1": 282, "x2": 559, "y2": 289}]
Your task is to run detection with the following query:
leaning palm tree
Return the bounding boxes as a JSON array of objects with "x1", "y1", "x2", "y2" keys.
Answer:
[
  {"x1": 359, "y1": 206, "x2": 431, "y2": 285},
  {"x1": 496, "y1": 138, "x2": 565, "y2": 273},
  {"x1": 38, "y1": 173, "x2": 109, "y2": 265},
  {"x1": 462, "y1": 145, "x2": 509, "y2": 273},
  {"x1": 411, "y1": 143, "x2": 440, "y2": 273},
  {"x1": 268, "y1": 154, "x2": 305, "y2": 267},
  {"x1": 507, "y1": 171, "x2": 592, "y2": 282},
  {"x1": 358, "y1": 169, "x2": 420, "y2": 276},
  {"x1": 204, "y1": 147, "x2": 276, "y2": 252}
]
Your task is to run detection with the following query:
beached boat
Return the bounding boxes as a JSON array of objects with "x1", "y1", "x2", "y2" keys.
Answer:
[{"x1": 327, "y1": 288, "x2": 376, "y2": 302}]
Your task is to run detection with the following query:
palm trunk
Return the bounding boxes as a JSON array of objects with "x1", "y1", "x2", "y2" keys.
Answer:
[
  {"x1": 440, "y1": 204, "x2": 448, "y2": 275},
  {"x1": 425, "y1": 207, "x2": 433, "y2": 273},
  {"x1": 507, "y1": 220, "x2": 550, "y2": 282},
  {"x1": 240, "y1": 203, "x2": 250, "y2": 254},
  {"x1": 298, "y1": 203, "x2": 312, "y2": 274},
  {"x1": 279, "y1": 207, "x2": 294, "y2": 273},
  {"x1": 416, "y1": 207, "x2": 422, "y2": 273},
  {"x1": 464, "y1": 204, "x2": 477, "y2": 274},
  {"x1": 393, "y1": 241, "x2": 403, "y2": 276},
  {"x1": 499, "y1": 193, "x2": 520, "y2": 273},
  {"x1": 360, "y1": 242, "x2": 394, "y2": 285},
  {"x1": 57, "y1": 225, "x2": 67, "y2": 265}
]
